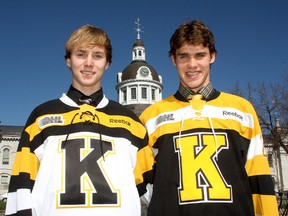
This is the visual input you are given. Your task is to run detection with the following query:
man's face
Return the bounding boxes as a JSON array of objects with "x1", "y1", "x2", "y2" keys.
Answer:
[
  {"x1": 66, "y1": 45, "x2": 109, "y2": 94},
  {"x1": 172, "y1": 43, "x2": 215, "y2": 92}
]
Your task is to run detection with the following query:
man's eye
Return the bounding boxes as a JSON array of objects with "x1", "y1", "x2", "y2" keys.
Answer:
[
  {"x1": 93, "y1": 54, "x2": 103, "y2": 59},
  {"x1": 76, "y1": 53, "x2": 86, "y2": 58},
  {"x1": 92, "y1": 54, "x2": 105, "y2": 60},
  {"x1": 178, "y1": 54, "x2": 189, "y2": 59},
  {"x1": 195, "y1": 53, "x2": 206, "y2": 59}
]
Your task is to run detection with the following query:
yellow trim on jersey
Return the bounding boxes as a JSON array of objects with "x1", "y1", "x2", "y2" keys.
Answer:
[
  {"x1": 134, "y1": 146, "x2": 155, "y2": 185},
  {"x1": 252, "y1": 194, "x2": 278, "y2": 215},
  {"x1": 246, "y1": 155, "x2": 272, "y2": 176},
  {"x1": 11, "y1": 147, "x2": 40, "y2": 180}
]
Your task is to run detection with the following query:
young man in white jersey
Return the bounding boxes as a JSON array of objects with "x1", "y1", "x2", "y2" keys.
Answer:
[{"x1": 5, "y1": 24, "x2": 154, "y2": 216}]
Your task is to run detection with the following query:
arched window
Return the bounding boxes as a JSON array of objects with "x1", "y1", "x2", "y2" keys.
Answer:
[{"x1": 2, "y1": 148, "x2": 10, "y2": 165}]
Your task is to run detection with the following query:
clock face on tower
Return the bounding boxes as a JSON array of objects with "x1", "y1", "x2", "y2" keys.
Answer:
[{"x1": 140, "y1": 67, "x2": 149, "y2": 77}]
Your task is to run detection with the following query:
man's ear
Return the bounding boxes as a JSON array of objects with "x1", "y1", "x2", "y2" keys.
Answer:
[
  {"x1": 210, "y1": 52, "x2": 216, "y2": 64},
  {"x1": 105, "y1": 62, "x2": 110, "y2": 70},
  {"x1": 66, "y1": 58, "x2": 71, "y2": 68},
  {"x1": 171, "y1": 55, "x2": 176, "y2": 67}
]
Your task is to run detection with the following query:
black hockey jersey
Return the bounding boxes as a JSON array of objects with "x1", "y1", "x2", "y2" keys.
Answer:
[{"x1": 140, "y1": 90, "x2": 278, "y2": 216}]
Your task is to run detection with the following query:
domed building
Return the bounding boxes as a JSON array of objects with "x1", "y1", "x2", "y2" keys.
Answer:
[{"x1": 116, "y1": 19, "x2": 163, "y2": 116}]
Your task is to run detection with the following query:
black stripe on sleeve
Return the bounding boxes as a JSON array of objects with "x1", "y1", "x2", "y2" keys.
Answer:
[
  {"x1": 249, "y1": 175, "x2": 276, "y2": 195},
  {"x1": 8, "y1": 173, "x2": 35, "y2": 192}
]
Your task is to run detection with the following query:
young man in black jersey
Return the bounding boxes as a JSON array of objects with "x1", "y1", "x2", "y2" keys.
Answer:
[
  {"x1": 140, "y1": 20, "x2": 278, "y2": 216},
  {"x1": 5, "y1": 24, "x2": 154, "y2": 216}
]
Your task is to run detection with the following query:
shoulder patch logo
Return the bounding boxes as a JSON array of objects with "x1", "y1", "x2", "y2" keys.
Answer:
[
  {"x1": 155, "y1": 113, "x2": 175, "y2": 126},
  {"x1": 38, "y1": 115, "x2": 64, "y2": 128}
]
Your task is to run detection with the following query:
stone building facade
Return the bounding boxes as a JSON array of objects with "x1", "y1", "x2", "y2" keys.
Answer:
[{"x1": 0, "y1": 125, "x2": 23, "y2": 195}]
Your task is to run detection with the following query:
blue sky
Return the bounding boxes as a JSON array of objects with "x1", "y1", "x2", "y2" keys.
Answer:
[{"x1": 0, "y1": 0, "x2": 287, "y2": 126}]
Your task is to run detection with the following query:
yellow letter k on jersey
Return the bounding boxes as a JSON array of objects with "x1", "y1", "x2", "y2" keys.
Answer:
[{"x1": 174, "y1": 132, "x2": 232, "y2": 204}]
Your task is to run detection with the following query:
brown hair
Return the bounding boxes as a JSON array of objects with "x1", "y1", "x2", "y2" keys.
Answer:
[
  {"x1": 65, "y1": 24, "x2": 112, "y2": 64},
  {"x1": 169, "y1": 20, "x2": 216, "y2": 57}
]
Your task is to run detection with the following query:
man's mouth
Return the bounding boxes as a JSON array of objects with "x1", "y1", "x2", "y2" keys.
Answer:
[{"x1": 81, "y1": 71, "x2": 96, "y2": 75}]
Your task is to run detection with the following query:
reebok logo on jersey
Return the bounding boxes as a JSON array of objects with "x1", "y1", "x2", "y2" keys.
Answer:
[
  {"x1": 110, "y1": 118, "x2": 131, "y2": 126},
  {"x1": 38, "y1": 115, "x2": 64, "y2": 128},
  {"x1": 156, "y1": 113, "x2": 175, "y2": 126},
  {"x1": 223, "y1": 110, "x2": 243, "y2": 121}
]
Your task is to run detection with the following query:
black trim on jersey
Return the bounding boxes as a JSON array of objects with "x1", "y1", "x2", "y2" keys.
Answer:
[
  {"x1": 26, "y1": 99, "x2": 69, "y2": 124},
  {"x1": 138, "y1": 167, "x2": 155, "y2": 196},
  {"x1": 8, "y1": 173, "x2": 35, "y2": 192},
  {"x1": 137, "y1": 182, "x2": 147, "y2": 196},
  {"x1": 17, "y1": 131, "x2": 31, "y2": 150},
  {"x1": 100, "y1": 100, "x2": 141, "y2": 122},
  {"x1": 249, "y1": 175, "x2": 276, "y2": 195},
  {"x1": 9, "y1": 209, "x2": 32, "y2": 216}
]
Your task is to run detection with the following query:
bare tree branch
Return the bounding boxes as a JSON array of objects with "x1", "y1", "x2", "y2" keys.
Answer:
[{"x1": 230, "y1": 74, "x2": 288, "y2": 154}]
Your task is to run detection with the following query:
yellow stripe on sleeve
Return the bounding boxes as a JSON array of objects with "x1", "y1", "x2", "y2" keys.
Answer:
[
  {"x1": 246, "y1": 155, "x2": 271, "y2": 176},
  {"x1": 252, "y1": 194, "x2": 278, "y2": 215},
  {"x1": 12, "y1": 147, "x2": 40, "y2": 181},
  {"x1": 134, "y1": 146, "x2": 155, "y2": 185}
]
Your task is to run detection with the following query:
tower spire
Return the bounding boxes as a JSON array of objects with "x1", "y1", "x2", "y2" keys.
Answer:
[{"x1": 134, "y1": 18, "x2": 143, "y2": 39}]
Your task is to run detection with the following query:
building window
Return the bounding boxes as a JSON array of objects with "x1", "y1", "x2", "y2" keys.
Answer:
[
  {"x1": 1, "y1": 175, "x2": 9, "y2": 190},
  {"x1": 2, "y1": 148, "x2": 10, "y2": 165},
  {"x1": 131, "y1": 88, "x2": 137, "y2": 100},
  {"x1": 141, "y1": 87, "x2": 147, "y2": 99},
  {"x1": 122, "y1": 88, "x2": 127, "y2": 102},
  {"x1": 151, "y1": 88, "x2": 156, "y2": 101},
  {"x1": 133, "y1": 50, "x2": 136, "y2": 59}
]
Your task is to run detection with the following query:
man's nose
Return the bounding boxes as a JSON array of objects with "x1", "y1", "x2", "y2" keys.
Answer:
[
  {"x1": 85, "y1": 55, "x2": 93, "y2": 66},
  {"x1": 187, "y1": 56, "x2": 197, "y2": 67}
]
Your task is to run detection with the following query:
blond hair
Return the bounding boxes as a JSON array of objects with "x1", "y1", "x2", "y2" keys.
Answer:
[{"x1": 65, "y1": 24, "x2": 112, "y2": 64}]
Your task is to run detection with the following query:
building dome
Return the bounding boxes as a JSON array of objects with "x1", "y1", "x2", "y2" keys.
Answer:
[
  {"x1": 116, "y1": 18, "x2": 163, "y2": 116},
  {"x1": 121, "y1": 60, "x2": 160, "y2": 82},
  {"x1": 133, "y1": 38, "x2": 145, "y2": 47}
]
